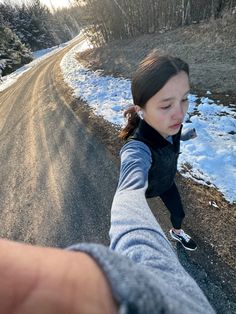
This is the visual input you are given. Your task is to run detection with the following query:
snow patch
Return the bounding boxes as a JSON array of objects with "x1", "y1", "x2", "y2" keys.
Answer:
[{"x1": 61, "y1": 40, "x2": 236, "y2": 203}]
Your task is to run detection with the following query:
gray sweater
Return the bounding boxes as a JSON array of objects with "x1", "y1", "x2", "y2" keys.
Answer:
[{"x1": 69, "y1": 139, "x2": 215, "y2": 314}]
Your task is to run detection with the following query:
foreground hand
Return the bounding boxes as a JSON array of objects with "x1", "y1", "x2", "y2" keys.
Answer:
[{"x1": 0, "y1": 239, "x2": 117, "y2": 314}]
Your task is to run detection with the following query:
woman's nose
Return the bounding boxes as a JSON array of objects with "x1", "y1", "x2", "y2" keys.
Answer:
[{"x1": 173, "y1": 105, "x2": 185, "y2": 120}]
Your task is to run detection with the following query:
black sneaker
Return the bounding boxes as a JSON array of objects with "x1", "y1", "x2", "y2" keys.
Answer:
[{"x1": 170, "y1": 229, "x2": 197, "y2": 251}]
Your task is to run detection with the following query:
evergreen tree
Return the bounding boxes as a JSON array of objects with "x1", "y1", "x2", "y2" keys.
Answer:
[
  {"x1": 52, "y1": 6, "x2": 82, "y2": 43},
  {"x1": 14, "y1": 4, "x2": 34, "y2": 49},
  {"x1": 0, "y1": 26, "x2": 33, "y2": 77},
  {"x1": 26, "y1": 0, "x2": 57, "y2": 50},
  {"x1": 0, "y1": 0, "x2": 82, "y2": 77}
]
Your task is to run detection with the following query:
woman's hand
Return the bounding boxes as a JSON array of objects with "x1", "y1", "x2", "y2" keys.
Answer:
[{"x1": 0, "y1": 239, "x2": 117, "y2": 314}]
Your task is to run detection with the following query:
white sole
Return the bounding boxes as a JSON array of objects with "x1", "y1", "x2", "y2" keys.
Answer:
[{"x1": 169, "y1": 230, "x2": 197, "y2": 251}]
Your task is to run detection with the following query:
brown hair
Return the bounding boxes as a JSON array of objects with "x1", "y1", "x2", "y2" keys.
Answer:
[{"x1": 119, "y1": 51, "x2": 189, "y2": 140}]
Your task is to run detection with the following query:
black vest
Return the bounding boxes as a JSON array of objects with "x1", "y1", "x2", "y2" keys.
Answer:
[{"x1": 128, "y1": 120, "x2": 182, "y2": 198}]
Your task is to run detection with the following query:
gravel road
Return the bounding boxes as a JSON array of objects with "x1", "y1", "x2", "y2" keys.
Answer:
[{"x1": 0, "y1": 39, "x2": 118, "y2": 248}]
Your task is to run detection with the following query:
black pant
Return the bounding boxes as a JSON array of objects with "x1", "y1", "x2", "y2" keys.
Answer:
[{"x1": 160, "y1": 183, "x2": 185, "y2": 229}]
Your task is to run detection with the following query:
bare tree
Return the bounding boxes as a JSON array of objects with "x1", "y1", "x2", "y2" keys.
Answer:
[{"x1": 76, "y1": 0, "x2": 236, "y2": 45}]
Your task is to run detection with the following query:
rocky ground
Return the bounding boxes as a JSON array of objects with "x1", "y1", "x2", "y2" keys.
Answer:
[{"x1": 60, "y1": 14, "x2": 236, "y2": 310}]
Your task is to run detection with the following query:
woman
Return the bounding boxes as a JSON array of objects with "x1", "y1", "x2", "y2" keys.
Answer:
[
  {"x1": 116, "y1": 51, "x2": 197, "y2": 251},
  {"x1": 0, "y1": 53, "x2": 216, "y2": 314}
]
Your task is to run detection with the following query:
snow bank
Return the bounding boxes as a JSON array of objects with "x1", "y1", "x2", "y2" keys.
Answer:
[{"x1": 61, "y1": 40, "x2": 236, "y2": 203}]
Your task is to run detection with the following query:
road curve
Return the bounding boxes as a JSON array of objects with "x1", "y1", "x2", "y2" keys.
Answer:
[
  {"x1": 0, "y1": 38, "x2": 235, "y2": 313},
  {"x1": 0, "y1": 38, "x2": 119, "y2": 247}
]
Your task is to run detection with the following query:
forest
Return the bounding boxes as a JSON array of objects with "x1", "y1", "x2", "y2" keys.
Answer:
[
  {"x1": 76, "y1": 0, "x2": 236, "y2": 45},
  {"x1": 0, "y1": 0, "x2": 235, "y2": 78},
  {"x1": 0, "y1": 0, "x2": 82, "y2": 77}
]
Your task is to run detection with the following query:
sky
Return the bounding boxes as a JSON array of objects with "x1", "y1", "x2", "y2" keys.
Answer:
[
  {"x1": 40, "y1": 0, "x2": 73, "y2": 9},
  {"x1": 2, "y1": 0, "x2": 74, "y2": 10},
  {"x1": 0, "y1": 37, "x2": 235, "y2": 204}
]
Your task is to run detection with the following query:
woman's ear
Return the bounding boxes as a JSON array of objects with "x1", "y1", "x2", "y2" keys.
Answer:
[
  {"x1": 134, "y1": 105, "x2": 141, "y2": 113},
  {"x1": 135, "y1": 106, "x2": 144, "y2": 120}
]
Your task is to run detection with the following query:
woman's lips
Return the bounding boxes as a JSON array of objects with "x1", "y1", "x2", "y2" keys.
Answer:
[{"x1": 169, "y1": 123, "x2": 181, "y2": 129}]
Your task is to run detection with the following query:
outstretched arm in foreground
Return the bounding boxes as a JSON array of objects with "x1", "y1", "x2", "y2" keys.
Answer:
[{"x1": 0, "y1": 239, "x2": 117, "y2": 314}]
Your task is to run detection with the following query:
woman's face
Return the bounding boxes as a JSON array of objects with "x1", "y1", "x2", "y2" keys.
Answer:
[{"x1": 137, "y1": 71, "x2": 190, "y2": 138}]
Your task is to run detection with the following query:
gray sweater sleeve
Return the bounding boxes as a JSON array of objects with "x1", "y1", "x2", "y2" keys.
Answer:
[{"x1": 68, "y1": 141, "x2": 215, "y2": 314}]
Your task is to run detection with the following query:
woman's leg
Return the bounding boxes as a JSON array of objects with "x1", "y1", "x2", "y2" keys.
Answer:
[
  {"x1": 159, "y1": 182, "x2": 185, "y2": 229},
  {"x1": 160, "y1": 183, "x2": 197, "y2": 250}
]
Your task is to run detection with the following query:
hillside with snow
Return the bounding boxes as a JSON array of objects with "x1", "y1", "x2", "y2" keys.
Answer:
[{"x1": 60, "y1": 40, "x2": 236, "y2": 204}]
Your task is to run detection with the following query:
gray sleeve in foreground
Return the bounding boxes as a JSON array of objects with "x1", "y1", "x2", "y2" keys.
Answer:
[
  {"x1": 108, "y1": 140, "x2": 214, "y2": 313},
  {"x1": 68, "y1": 243, "x2": 215, "y2": 314},
  {"x1": 68, "y1": 140, "x2": 214, "y2": 314}
]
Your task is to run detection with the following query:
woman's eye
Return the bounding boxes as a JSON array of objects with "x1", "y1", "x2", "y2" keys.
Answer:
[
  {"x1": 182, "y1": 98, "x2": 188, "y2": 102},
  {"x1": 161, "y1": 104, "x2": 171, "y2": 110}
]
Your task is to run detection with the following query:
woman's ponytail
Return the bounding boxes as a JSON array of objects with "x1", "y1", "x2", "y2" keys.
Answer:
[{"x1": 119, "y1": 106, "x2": 140, "y2": 140}]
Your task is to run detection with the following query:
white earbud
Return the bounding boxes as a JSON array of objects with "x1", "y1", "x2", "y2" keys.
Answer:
[{"x1": 138, "y1": 110, "x2": 144, "y2": 120}]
